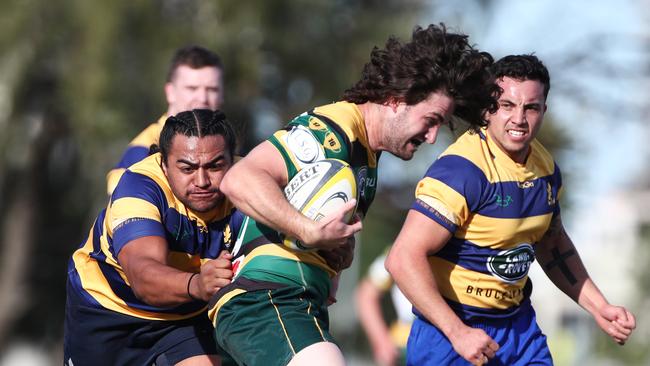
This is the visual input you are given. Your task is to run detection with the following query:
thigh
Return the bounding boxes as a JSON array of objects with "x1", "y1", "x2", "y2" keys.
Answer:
[
  {"x1": 215, "y1": 287, "x2": 334, "y2": 366},
  {"x1": 152, "y1": 314, "x2": 220, "y2": 365}
]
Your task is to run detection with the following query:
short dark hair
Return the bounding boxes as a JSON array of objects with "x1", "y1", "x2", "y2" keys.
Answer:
[
  {"x1": 159, "y1": 109, "x2": 237, "y2": 164},
  {"x1": 166, "y1": 45, "x2": 223, "y2": 82},
  {"x1": 342, "y1": 24, "x2": 498, "y2": 128},
  {"x1": 492, "y1": 54, "x2": 550, "y2": 98}
]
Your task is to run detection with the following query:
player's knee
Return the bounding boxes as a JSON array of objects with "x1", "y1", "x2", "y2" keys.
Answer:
[{"x1": 288, "y1": 342, "x2": 345, "y2": 366}]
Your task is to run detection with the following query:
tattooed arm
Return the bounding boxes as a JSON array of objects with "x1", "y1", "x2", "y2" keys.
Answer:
[{"x1": 536, "y1": 214, "x2": 636, "y2": 345}]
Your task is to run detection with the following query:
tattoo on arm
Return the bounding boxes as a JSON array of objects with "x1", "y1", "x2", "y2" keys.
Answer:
[
  {"x1": 545, "y1": 247, "x2": 577, "y2": 285},
  {"x1": 544, "y1": 216, "x2": 565, "y2": 238}
]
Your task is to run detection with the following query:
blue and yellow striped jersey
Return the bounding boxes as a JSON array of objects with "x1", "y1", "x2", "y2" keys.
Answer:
[
  {"x1": 69, "y1": 153, "x2": 242, "y2": 321},
  {"x1": 106, "y1": 115, "x2": 166, "y2": 195},
  {"x1": 412, "y1": 128, "x2": 562, "y2": 319}
]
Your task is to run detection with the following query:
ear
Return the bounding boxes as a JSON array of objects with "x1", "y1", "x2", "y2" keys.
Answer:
[
  {"x1": 164, "y1": 82, "x2": 175, "y2": 106},
  {"x1": 385, "y1": 98, "x2": 400, "y2": 113}
]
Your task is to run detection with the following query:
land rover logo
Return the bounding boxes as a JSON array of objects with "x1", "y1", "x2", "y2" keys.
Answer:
[{"x1": 487, "y1": 244, "x2": 534, "y2": 283}]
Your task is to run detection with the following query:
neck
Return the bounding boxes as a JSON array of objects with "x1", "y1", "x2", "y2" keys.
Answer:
[{"x1": 357, "y1": 102, "x2": 383, "y2": 152}]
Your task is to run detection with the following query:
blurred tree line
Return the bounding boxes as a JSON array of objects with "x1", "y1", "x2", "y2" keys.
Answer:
[
  {"x1": 0, "y1": 0, "x2": 429, "y2": 359},
  {"x1": 2, "y1": 0, "x2": 647, "y2": 364}
]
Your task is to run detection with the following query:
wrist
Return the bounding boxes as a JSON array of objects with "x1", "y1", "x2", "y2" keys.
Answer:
[{"x1": 187, "y1": 272, "x2": 201, "y2": 301}]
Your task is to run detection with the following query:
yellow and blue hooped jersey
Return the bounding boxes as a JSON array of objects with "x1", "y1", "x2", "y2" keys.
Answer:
[
  {"x1": 69, "y1": 153, "x2": 243, "y2": 321},
  {"x1": 106, "y1": 115, "x2": 166, "y2": 194},
  {"x1": 412, "y1": 128, "x2": 562, "y2": 320}
]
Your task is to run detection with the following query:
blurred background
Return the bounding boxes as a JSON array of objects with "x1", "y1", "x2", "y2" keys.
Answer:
[{"x1": 0, "y1": 0, "x2": 648, "y2": 365}]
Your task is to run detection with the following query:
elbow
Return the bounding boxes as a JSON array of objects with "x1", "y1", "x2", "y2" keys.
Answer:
[
  {"x1": 220, "y1": 168, "x2": 238, "y2": 200},
  {"x1": 384, "y1": 252, "x2": 399, "y2": 278}
]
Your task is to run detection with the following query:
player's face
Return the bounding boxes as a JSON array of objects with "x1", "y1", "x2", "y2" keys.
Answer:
[
  {"x1": 384, "y1": 91, "x2": 454, "y2": 160},
  {"x1": 165, "y1": 65, "x2": 223, "y2": 116},
  {"x1": 162, "y1": 134, "x2": 232, "y2": 213},
  {"x1": 486, "y1": 77, "x2": 547, "y2": 164}
]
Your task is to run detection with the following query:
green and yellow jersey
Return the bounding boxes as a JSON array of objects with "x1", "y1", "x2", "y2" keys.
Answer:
[{"x1": 209, "y1": 101, "x2": 379, "y2": 323}]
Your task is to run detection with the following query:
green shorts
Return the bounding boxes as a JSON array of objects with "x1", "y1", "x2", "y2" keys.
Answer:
[{"x1": 214, "y1": 280, "x2": 336, "y2": 366}]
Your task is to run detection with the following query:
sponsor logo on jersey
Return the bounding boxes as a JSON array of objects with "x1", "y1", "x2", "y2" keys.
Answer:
[
  {"x1": 495, "y1": 194, "x2": 513, "y2": 207},
  {"x1": 232, "y1": 255, "x2": 245, "y2": 277},
  {"x1": 286, "y1": 126, "x2": 322, "y2": 163},
  {"x1": 223, "y1": 224, "x2": 232, "y2": 249},
  {"x1": 308, "y1": 117, "x2": 329, "y2": 131},
  {"x1": 323, "y1": 132, "x2": 342, "y2": 153},
  {"x1": 487, "y1": 243, "x2": 534, "y2": 283},
  {"x1": 518, "y1": 181, "x2": 535, "y2": 189},
  {"x1": 357, "y1": 166, "x2": 377, "y2": 199}
]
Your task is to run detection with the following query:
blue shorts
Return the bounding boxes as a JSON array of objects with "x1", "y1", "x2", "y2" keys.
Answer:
[
  {"x1": 64, "y1": 280, "x2": 219, "y2": 366},
  {"x1": 407, "y1": 303, "x2": 552, "y2": 365}
]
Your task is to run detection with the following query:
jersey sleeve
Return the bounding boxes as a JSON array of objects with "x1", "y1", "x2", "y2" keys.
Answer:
[
  {"x1": 107, "y1": 170, "x2": 168, "y2": 255},
  {"x1": 411, "y1": 155, "x2": 489, "y2": 233},
  {"x1": 267, "y1": 113, "x2": 350, "y2": 180},
  {"x1": 106, "y1": 122, "x2": 163, "y2": 195}
]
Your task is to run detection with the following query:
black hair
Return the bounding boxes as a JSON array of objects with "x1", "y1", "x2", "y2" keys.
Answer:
[
  {"x1": 157, "y1": 109, "x2": 237, "y2": 164},
  {"x1": 491, "y1": 54, "x2": 550, "y2": 98},
  {"x1": 342, "y1": 24, "x2": 498, "y2": 128}
]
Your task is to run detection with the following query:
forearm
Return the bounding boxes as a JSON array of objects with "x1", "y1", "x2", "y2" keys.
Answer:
[
  {"x1": 222, "y1": 163, "x2": 313, "y2": 242},
  {"x1": 386, "y1": 250, "x2": 466, "y2": 339},
  {"x1": 355, "y1": 280, "x2": 392, "y2": 347},
  {"x1": 536, "y1": 215, "x2": 608, "y2": 314},
  {"x1": 129, "y1": 257, "x2": 195, "y2": 307}
]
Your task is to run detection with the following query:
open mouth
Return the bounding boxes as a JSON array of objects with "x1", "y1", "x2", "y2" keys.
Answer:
[
  {"x1": 507, "y1": 129, "x2": 527, "y2": 138},
  {"x1": 409, "y1": 138, "x2": 424, "y2": 147}
]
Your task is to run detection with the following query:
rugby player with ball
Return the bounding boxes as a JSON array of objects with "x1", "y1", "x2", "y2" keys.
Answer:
[{"x1": 208, "y1": 24, "x2": 499, "y2": 366}]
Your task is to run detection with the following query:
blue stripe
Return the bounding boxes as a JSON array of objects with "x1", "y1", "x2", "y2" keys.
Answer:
[
  {"x1": 413, "y1": 297, "x2": 531, "y2": 322},
  {"x1": 112, "y1": 218, "x2": 166, "y2": 255},
  {"x1": 114, "y1": 146, "x2": 149, "y2": 169},
  {"x1": 91, "y1": 210, "x2": 106, "y2": 255},
  {"x1": 111, "y1": 171, "x2": 168, "y2": 210},
  {"x1": 67, "y1": 263, "x2": 104, "y2": 308},
  {"x1": 423, "y1": 155, "x2": 490, "y2": 212},
  {"x1": 411, "y1": 201, "x2": 457, "y2": 233},
  {"x1": 475, "y1": 176, "x2": 557, "y2": 218},
  {"x1": 435, "y1": 238, "x2": 505, "y2": 275}
]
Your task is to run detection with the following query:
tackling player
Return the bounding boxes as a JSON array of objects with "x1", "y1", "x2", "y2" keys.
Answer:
[{"x1": 65, "y1": 110, "x2": 240, "y2": 365}]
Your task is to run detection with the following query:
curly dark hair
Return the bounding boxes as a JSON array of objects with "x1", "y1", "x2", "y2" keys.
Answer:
[
  {"x1": 342, "y1": 24, "x2": 498, "y2": 129},
  {"x1": 158, "y1": 109, "x2": 237, "y2": 164},
  {"x1": 166, "y1": 45, "x2": 223, "y2": 82},
  {"x1": 491, "y1": 54, "x2": 550, "y2": 98}
]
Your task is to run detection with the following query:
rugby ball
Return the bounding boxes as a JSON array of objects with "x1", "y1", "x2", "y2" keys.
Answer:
[{"x1": 283, "y1": 159, "x2": 358, "y2": 250}]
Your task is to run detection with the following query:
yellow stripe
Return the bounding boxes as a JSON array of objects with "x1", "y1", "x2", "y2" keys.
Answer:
[
  {"x1": 129, "y1": 115, "x2": 165, "y2": 146},
  {"x1": 456, "y1": 213, "x2": 552, "y2": 248},
  {"x1": 429, "y1": 256, "x2": 527, "y2": 310},
  {"x1": 269, "y1": 291, "x2": 296, "y2": 355},
  {"x1": 239, "y1": 244, "x2": 337, "y2": 277},
  {"x1": 306, "y1": 299, "x2": 326, "y2": 341},
  {"x1": 415, "y1": 177, "x2": 468, "y2": 223},
  {"x1": 208, "y1": 288, "x2": 246, "y2": 327},
  {"x1": 108, "y1": 197, "x2": 162, "y2": 233}
]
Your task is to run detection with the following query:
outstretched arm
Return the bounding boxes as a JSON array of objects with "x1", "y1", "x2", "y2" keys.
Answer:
[
  {"x1": 536, "y1": 214, "x2": 636, "y2": 344},
  {"x1": 119, "y1": 237, "x2": 233, "y2": 305},
  {"x1": 386, "y1": 210, "x2": 499, "y2": 365},
  {"x1": 220, "y1": 141, "x2": 361, "y2": 249}
]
